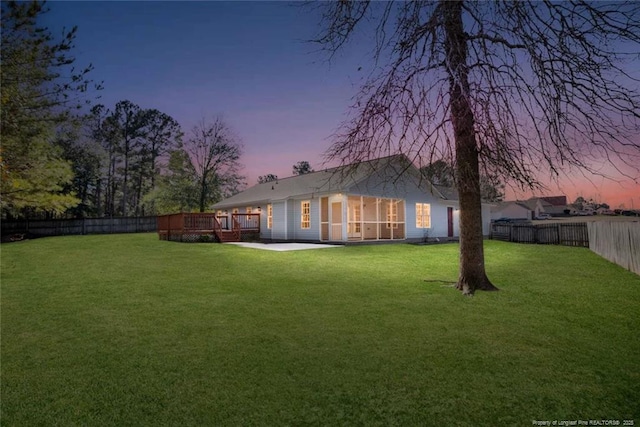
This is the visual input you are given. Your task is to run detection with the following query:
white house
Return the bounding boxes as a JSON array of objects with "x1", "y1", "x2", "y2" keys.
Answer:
[
  {"x1": 211, "y1": 155, "x2": 493, "y2": 243},
  {"x1": 491, "y1": 201, "x2": 533, "y2": 220}
]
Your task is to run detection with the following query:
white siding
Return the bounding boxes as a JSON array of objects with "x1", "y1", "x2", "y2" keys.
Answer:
[
  {"x1": 286, "y1": 199, "x2": 294, "y2": 240},
  {"x1": 481, "y1": 204, "x2": 491, "y2": 236},
  {"x1": 350, "y1": 173, "x2": 457, "y2": 239},
  {"x1": 271, "y1": 201, "x2": 287, "y2": 240},
  {"x1": 260, "y1": 206, "x2": 271, "y2": 239},
  {"x1": 290, "y1": 198, "x2": 320, "y2": 241},
  {"x1": 348, "y1": 170, "x2": 491, "y2": 239},
  {"x1": 492, "y1": 204, "x2": 531, "y2": 220}
]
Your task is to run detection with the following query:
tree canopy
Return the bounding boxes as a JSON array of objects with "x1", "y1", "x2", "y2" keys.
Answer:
[
  {"x1": 258, "y1": 174, "x2": 278, "y2": 184},
  {"x1": 292, "y1": 161, "x2": 314, "y2": 176},
  {"x1": 1, "y1": 0, "x2": 100, "y2": 216}
]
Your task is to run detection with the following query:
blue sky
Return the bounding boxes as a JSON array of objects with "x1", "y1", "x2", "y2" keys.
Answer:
[
  {"x1": 41, "y1": 1, "x2": 368, "y2": 183},
  {"x1": 40, "y1": 1, "x2": 639, "y2": 208}
]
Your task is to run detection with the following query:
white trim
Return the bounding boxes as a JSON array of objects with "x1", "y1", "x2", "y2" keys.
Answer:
[
  {"x1": 284, "y1": 199, "x2": 288, "y2": 240},
  {"x1": 301, "y1": 200, "x2": 311, "y2": 229}
]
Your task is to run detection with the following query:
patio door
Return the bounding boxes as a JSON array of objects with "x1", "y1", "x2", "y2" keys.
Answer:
[
  {"x1": 348, "y1": 199, "x2": 361, "y2": 239},
  {"x1": 331, "y1": 202, "x2": 342, "y2": 241}
]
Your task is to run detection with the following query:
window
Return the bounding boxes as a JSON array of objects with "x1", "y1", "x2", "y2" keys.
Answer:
[
  {"x1": 301, "y1": 201, "x2": 310, "y2": 229},
  {"x1": 386, "y1": 201, "x2": 398, "y2": 228},
  {"x1": 267, "y1": 204, "x2": 273, "y2": 229},
  {"x1": 416, "y1": 203, "x2": 431, "y2": 228}
]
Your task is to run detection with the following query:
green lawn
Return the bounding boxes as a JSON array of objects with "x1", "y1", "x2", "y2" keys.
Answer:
[{"x1": 1, "y1": 234, "x2": 638, "y2": 426}]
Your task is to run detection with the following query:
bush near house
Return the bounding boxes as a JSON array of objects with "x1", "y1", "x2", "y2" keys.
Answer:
[{"x1": 2, "y1": 234, "x2": 638, "y2": 425}]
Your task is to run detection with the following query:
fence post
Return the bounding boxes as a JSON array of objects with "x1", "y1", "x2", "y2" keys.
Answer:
[{"x1": 557, "y1": 224, "x2": 561, "y2": 245}]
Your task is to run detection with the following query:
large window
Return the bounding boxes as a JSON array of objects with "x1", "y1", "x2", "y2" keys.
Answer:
[
  {"x1": 301, "y1": 201, "x2": 311, "y2": 229},
  {"x1": 416, "y1": 203, "x2": 431, "y2": 228},
  {"x1": 267, "y1": 204, "x2": 272, "y2": 229}
]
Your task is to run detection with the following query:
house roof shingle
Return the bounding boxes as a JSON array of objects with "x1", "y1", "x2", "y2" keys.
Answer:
[{"x1": 212, "y1": 155, "x2": 455, "y2": 210}]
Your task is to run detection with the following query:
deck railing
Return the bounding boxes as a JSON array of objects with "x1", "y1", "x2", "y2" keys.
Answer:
[
  {"x1": 231, "y1": 213, "x2": 260, "y2": 231},
  {"x1": 158, "y1": 212, "x2": 260, "y2": 242}
]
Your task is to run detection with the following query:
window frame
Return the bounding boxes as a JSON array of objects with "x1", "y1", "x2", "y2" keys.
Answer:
[
  {"x1": 416, "y1": 203, "x2": 431, "y2": 228},
  {"x1": 301, "y1": 200, "x2": 311, "y2": 229}
]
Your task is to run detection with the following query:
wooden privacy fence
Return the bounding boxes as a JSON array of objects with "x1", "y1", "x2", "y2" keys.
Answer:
[
  {"x1": 490, "y1": 222, "x2": 589, "y2": 247},
  {"x1": 587, "y1": 221, "x2": 640, "y2": 275},
  {"x1": 1, "y1": 216, "x2": 157, "y2": 239}
]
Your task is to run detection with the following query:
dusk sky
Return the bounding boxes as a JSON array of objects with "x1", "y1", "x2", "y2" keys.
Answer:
[{"x1": 41, "y1": 1, "x2": 639, "y2": 209}]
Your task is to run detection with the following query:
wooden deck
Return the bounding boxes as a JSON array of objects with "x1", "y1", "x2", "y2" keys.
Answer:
[{"x1": 157, "y1": 213, "x2": 260, "y2": 243}]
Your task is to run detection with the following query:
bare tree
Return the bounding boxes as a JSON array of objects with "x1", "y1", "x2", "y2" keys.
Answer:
[
  {"x1": 185, "y1": 116, "x2": 244, "y2": 212},
  {"x1": 314, "y1": 1, "x2": 640, "y2": 295}
]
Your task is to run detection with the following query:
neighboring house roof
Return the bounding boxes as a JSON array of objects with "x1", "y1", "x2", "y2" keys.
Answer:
[
  {"x1": 518, "y1": 198, "x2": 542, "y2": 210},
  {"x1": 492, "y1": 201, "x2": 531, "y2": 212},
  {"x1": 540, "y1": 196, "x2": 567, "y2": 206},
  {"x1": 493, "y1": 196, "x2": 570, "y2": 216},
  {"x1": 212, "y1": 154, "x2": 455, "y2": 210}
]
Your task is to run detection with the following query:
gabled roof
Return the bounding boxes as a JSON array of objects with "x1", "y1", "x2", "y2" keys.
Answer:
[
  {"x1": 212, "y1": 154, "x2": 454, "y2": 210},
  {"x1": 520, "y1": 198, "x2": 543, "y2": 210},
  {"x1": 540, "y1": 196, "x2": 567, "y2": 206},
  {"x1": 492, "y1": 200, "x2": 531, "y2": 212}
]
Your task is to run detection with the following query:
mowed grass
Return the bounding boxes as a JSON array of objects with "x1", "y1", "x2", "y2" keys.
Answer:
[{"x1": 1, "y1": 234, "x2": 639, "y2": 426}]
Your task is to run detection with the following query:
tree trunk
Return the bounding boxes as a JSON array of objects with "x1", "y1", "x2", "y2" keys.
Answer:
[
  {"x1": 95, "y1": 178, "x2": 102, "y2": 217},
  {"x1": 199, "y1": 173, "x2": 207, "y2": 213},
  {"x1": 122, "y1": 141, "x2": 129, "y2": 217},
  {"x1": 443, "y1": 0, "x2": 498, "y2": 295}
]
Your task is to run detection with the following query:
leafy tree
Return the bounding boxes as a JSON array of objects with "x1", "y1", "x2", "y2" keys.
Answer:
[
  {"x1": 89, "y1": 104, "x2": 121, "y2": 216},
  {"x1": 54, "y1": 124, "x2": 104, "y2": 217},
  {"x1": 314, "y1": 1, "x2": 640, "y2": 295},
  {"x1": 184, "y1": 117, "x2": 245, "y2": 212},
  {"x1": 421, "y1": 160, "x2": 455, "y2": 188},
  {"x1": 143, "y1": 148, "x2": 199, "y2": 214},
  {"x1": 292, "y1": 161, "x2": 314, "y2": 176},
  {"x1": 89, "y1": 102, "x2": 182, "y2": 216},
  {"x1": 142, "y1": 109, "x2": 183, "y2": 189},
  {"x1": 131, "y1": 110, "x2": 181, "y2": 215},
  {"x1": 1, "y1": 0, "x2": 99, "y2": 216},
  {"x1": 109, "y1": 100, "x2": 147, "y2": 216},
  {"x1": 257, "y1": 174, "x2": 278, "y2": 184},
  {"x1": 479, "y1": 176, "x2": 505, "y2": 203}
]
